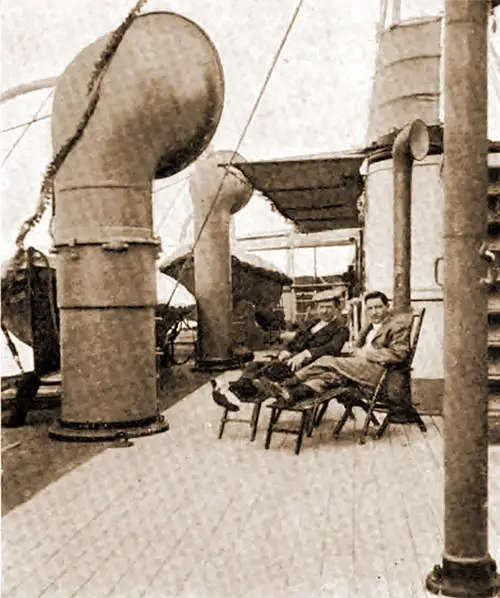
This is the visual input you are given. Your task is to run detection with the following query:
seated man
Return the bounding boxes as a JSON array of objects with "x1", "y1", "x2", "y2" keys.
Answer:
[
  {"x1": 227, "y1": 289, "x2": 350, "y2": 401},
  {"x1": 274, "y1": 291, "x2": 413, "y2": 414}
]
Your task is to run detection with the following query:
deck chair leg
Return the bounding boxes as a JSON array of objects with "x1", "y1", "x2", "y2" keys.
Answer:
[
  {"x1": 359, "y1": 403, "x2": 380, "y2": 427},
  {"x1": 314, "y1": 400, "x2": 330, "y2": 427},
  {"x1": 306, "y1": 410, "x2": 315, "y2": 437},
  {"x1": 296, "y1": 411, "x2": 308, "y2": 455},
  {"x1": 411, "y1": 408, "x2": 427, "y2": 432},
  {"x1": 250, "y1": 402, "x2": 262, "y2": 442},
  {"x1": 271, "y1": 408, "x2": 282, "y2": 425},
  {"x1": 265, "y1": 407, "x2": 277, "y2": 449},
  {"x1": 360, "y1": 405, "x2": 377, "y2": 444},
  {"x1": 218, "y1": 407, "x2": 229, "y2": 439},
  {"x1": 332, "y1": 406, "x2": 352, "y2": 438},
  {"x1": 375, "y1": 413, "x2": 391, "y2": 439}
]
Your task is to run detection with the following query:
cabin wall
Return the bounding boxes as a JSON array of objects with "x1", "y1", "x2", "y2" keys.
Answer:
[{"x1": 364, "y1": 154, "x2": 444, "y2": 380}]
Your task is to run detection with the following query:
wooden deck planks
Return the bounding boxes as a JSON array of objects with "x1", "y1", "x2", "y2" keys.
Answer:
[
  {"x1": 369, "y1": 424, "x2": 430, "y2": 598},
  {"x1": 3, "y1": 370, "x2": 500, "y2": 598},
  {"x1": 317, "y1": 412, "x2": 358, "y2": 598}
]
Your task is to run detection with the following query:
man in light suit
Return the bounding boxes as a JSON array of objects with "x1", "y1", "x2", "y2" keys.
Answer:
[{"x1": 278, "y1": 291, "x2": 413, "y2": 413}]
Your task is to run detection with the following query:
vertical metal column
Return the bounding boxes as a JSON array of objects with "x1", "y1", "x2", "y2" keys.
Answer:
[
  {"x1": 193, "y1": 191, "x2": 233, "y2": 368},
  {"x1": 46, "y1": 12, "x2": 224, "y2": 441},
  {"x1": 190, "y1": 151, "x2": 252, "y2": 370},
  {"x1": 426, "y1": 1, "x2": 499, "y2": 595},
  {"x1": 392, "y1": 119, "x2": 429, "y2": 312}
]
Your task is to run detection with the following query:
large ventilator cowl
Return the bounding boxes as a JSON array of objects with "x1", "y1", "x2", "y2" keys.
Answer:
[
  {"x1": 190, "y1": 150, "x2": 253, "y2": 368},
  {"x1": 51, "y1": 12, "x2": 225, "y2": 185},
  {"x1": 48, "y1": 12, "x2": 225, "y2": 441},
  {"x1": 189, "y1": 150, "x2": 253, "y2": 216}
]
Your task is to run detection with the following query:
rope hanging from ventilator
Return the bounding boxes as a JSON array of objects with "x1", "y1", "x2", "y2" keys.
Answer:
[{"x1": 13, "y1": 0, "x2": 150, "y2": 263}]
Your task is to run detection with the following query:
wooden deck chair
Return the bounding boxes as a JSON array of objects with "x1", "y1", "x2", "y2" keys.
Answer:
[
  {"x1": 331, "y1": 307, "x2": 428, "y2": 444},
  {"x1": 263, "y1": 386, "x2": 381, "y2": 455}
]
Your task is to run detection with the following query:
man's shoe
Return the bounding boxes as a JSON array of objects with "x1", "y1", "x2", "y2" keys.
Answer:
[
  {"x1": 228, "y1": 378, "x2": 260, "y2": 401},
  {"x1": 255, "y1": 377, "x2": 290, "y2": 401}
]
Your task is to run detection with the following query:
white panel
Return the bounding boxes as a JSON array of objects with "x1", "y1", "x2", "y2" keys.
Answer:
[
  {"x1": 365, "y1": 155, "x2": 444, "y2": 297},
  {"x1": 365, "y1": 155, "x2": 445, "y2": 379},
  {"x1": 412, "y1": 301, "x2": 444, "y2": 379},
  {"x1": 364, "y1": 159, "x2": 394, "y2": 295},
  {"x1": 410, "y1": 157, "x2": 445, "y2": 291}
]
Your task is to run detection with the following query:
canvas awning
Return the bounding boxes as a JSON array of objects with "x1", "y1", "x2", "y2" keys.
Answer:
[{"x1": 232, "y1": 150, "x2": 366, "y2": 233}]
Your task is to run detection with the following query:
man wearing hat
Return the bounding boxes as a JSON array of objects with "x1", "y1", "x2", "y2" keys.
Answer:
[
  {"x1": 222, "y1": 289, "x2": 349, "y2": 403},
  {"x1": 273, "y1": 291, "x2": 414, "y2": 419},
  {"x1": 277, "y1": 288, "x2": 349, "y2": 372}
]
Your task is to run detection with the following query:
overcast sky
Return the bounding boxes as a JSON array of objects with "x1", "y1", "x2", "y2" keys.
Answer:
[
  {"x1": 1, "y1": 0, "x2": 499, "y2": 258},
  {"x1": 0, "y1": 0, "x2": 387, "y2": 257},
  {"x1": 2, "y1": 0, "x2": 499, "y2": 371}
]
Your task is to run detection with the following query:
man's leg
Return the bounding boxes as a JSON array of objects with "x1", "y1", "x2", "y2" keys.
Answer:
[
  {"x1": 301, "y1": 371, "x2": 347, "y2": 394},
  {"x1": 280, "y1": 370, "x2": 349, "y2": 404},
  {"x1": 282, "y1": 355, "x2": 345, "y2": 390},
  {"x1": 293, "y1": 355, "x2": 340, "y2": 382},
  {"x1": 228, "y1": 361, "x2": 265, "y2": 401}
]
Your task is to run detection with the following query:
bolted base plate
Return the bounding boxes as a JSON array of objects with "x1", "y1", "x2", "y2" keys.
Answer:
[
  {"x1": 48, "y1": 414, "x2": 170, "y2": 442},
  {"x1": 426, "y1": 556, "x2": 500, "y2": 597}
]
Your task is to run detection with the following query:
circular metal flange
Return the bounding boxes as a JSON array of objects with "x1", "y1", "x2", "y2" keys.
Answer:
[
  {"x1": 48, "y1": 414, "x2": 170, "y2": 442},
  {"x1": 426, "y1": 557, "x2": 500, "y2": 597}
]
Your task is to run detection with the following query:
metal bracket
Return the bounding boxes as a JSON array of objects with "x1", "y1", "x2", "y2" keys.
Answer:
[
  {"x1": 102, "y1": 241, "x2": 129, "y2": 252},
  {"x1": 479, "y1": 243, "x2": 498, "y2": 286},
  {"x1": 434, "y1": 256, "x2": 444, "y2": 287},
  {"x1": 68, "y1": 238, "x2": 79, "y2": 261}
]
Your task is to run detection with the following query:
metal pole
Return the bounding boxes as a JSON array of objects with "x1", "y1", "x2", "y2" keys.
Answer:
[
  {"x1": 426, "y1": 1, "x2": 499, "y2": 595},
  {"x1": 193, "y1": 200, "x2": 234, "y2": 368},
  {"x1": 392, "y1": 119, "x2": 429, "y2": 312},
  {"x1": 391, "y1": 0, "x2": 401, "y2": 26}
]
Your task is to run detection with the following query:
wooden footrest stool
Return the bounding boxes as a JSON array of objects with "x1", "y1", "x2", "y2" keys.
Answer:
[
  {"x1": 264, "y1": 393, "x2": 339, "y2": 455},
  {"x1": 218, "y1": 397, "x2": 266, "y2": 442}
]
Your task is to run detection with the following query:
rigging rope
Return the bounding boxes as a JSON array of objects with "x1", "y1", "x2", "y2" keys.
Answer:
[
  {"x1": 153, "y1": 174, "x2": 190, "y2": 195},
  {"x1": 1, "y1": 114, "x2": 51, "y2": 135},
  {"x1": 1, "y1": 323, "x2": 25, "y2": 374},
  {"x1": 2, "y1": 0, "x2": 149, "y2": 368},
  {"x1": 11, "y1": 0, "x2": 149, "y2": 265},
  {"x1": 155, "y1": 178, "x2": 190, "y2": 236},
  {"x1": 1, "y1": 90, "x2": 54, "y2": 168},
  {"x1": 162, "y1": 0, "x2": 306, "y2": 309}
]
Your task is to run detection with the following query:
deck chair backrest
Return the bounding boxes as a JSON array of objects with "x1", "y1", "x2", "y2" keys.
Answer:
[
  {"x1": 408, "y1": 307, "x2": 426, "y2": 367},
  {"x1": 346, "y1": 298, "x2": 363, "y2": 342}
]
